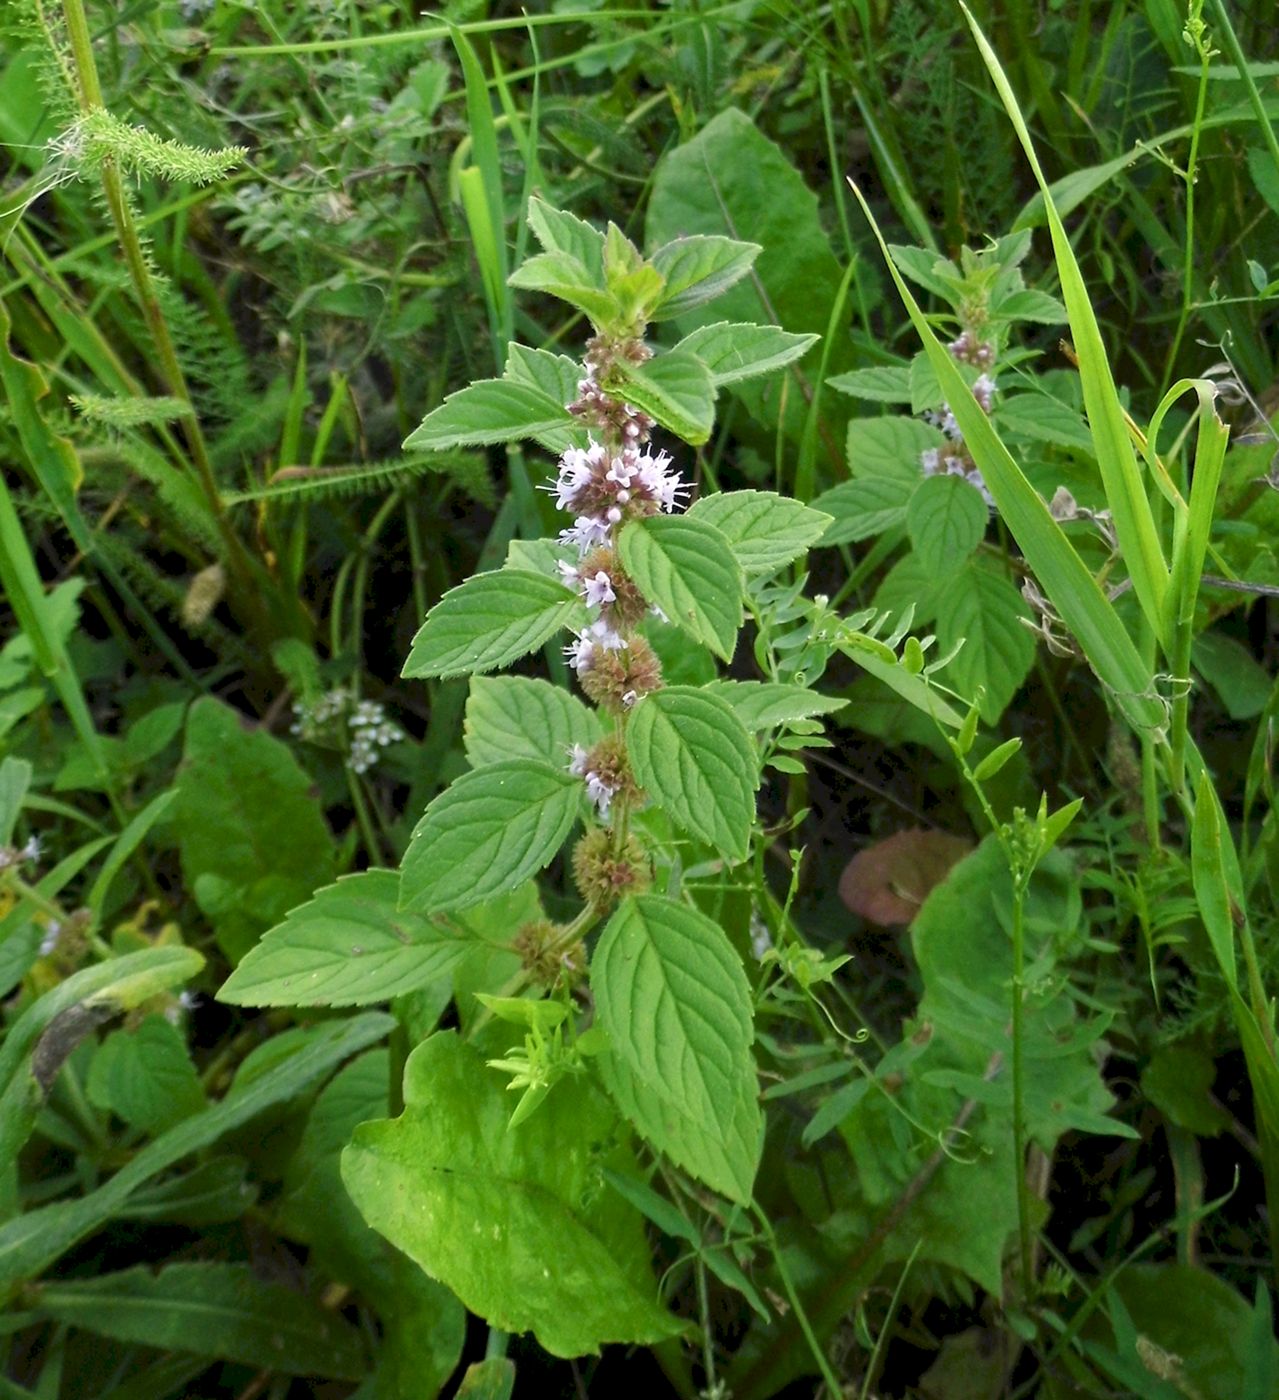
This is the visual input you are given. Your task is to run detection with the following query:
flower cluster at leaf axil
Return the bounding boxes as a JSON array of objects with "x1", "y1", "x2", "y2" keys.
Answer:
[
  {"x1": 919, "y1": 329, "x2": 999, "y2": 505},
  {"x1": 545, "y1": 339, "x2": 686, "y2": 821}
]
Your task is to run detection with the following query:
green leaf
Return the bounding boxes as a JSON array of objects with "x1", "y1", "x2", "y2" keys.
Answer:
[
  {"x1": 86, "y1": 1015, "x2": 206, "y2": 1135},
  {"x1": 506, "y1": 251, "x2": 619, "y2": 326},
  {"x1": 464, "y1": 675, "x2": 601, "y2": 769},
  {"x1": 502, "y1": 345, "x2": 584, "y2": 448},
  {"x1": 0, "y1": 758, "x2": 30, "y2": 846},
  {"x1": 618, "y1": 517, "x2": 742, "y2": 661},
  {"x1": 219, "y1": 869, "x2": 473, "y2": 1007},
  {"x1": 592, "y1": 896, "x2": 761, "y2": 1202},
  {"x1": 672, "y1": 323, "x2": 817, "y2": 386},
  {"x1": 525, "y1": 197, "x2": 605, "y2": 277},
  {"x1": 846, "y1": 415, "x2": 942, "y2": 479},
  {"x1": 342, "y1": 1032, "x2": 682, "y2": 1358},
  {"x1": 888, "y1": 244, "x2": 959, "y2": 299},
  {"x1": 687, "y1": 490, "x2": 831, "y2": 575},
  {"x1": 706, "y1": 680, "x2": 846, "y2": 730},
  {"x1": 400, "y1": 760, "x2": 581, "y2": 915},
  {"x1": 172, "y1": 699, "x2": 336, "y2": 964},
  {"x1": 402, "y1": 569, "x2": 580, "y2": 680},
  {"x1": 935, "y1": 561, "x2": 1035, "y2": 724},
  {"x1": 906, "y1": 473, "x2": 988, "y2": 576},
  {"x1": 993, "y1": 392, "x2": 1094, "y2": 452},
  {"x1": 405, "y1": 377, "x2": 572, "y2": 452},
  {"x1": 826, "y1": 365, "x2": 913, "y2": 403},
  {"x1": 995, "y1": 288, "x2": 1067, "y2": 323},
  {"x1": 813, "y1": 476, "x2": 916, "y2": 545},
  {"x1": 646, "y1": 109, "x2": 853, "y2": 443},
  {"x1": 31, "y1": 1263, "x2": 367, "y2": 1379},
  {"x1": 627, "y1": 687, "x2": 758, "y2": 860},
  {"x1": 1194, "y1": 632, "x2": 1273, "y2": 721},
  {"x1": 605, "y1": 349, "x2": 716, "y2": 445},
  {"x1": 649, "y1": 236, "x2": 761, "y2": 320}
]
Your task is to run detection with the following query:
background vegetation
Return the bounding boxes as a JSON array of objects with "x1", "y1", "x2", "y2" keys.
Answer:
[{"x1": 1, "y1": 0, "x2": 1278, "y2": 1395}]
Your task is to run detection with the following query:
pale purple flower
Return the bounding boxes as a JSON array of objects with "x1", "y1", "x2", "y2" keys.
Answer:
[
  {"x1": 567, "y1": 744, "x2": 618, "y2": 817},
  {"x1": 583, "y1": 571, "x2": 616, "y2": 607},
  {"x1": 560, "y1": 514, "x2": 611, "y2": 554}
]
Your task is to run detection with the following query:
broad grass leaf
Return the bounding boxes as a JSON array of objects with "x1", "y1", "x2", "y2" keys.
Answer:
[
  {"x1": 405, "y1": 378, "x2": 572, "y2": 451},
  {"x1": 687, "y1": 490, "x2": 831, "y2": 575},
  {"x1": 935, "y1": 560, "x2": 1035, "y2": 724},
  {"x1": 605, "y1": 349, "x2": 716, "y2": 445},
  {"x1": 592, "y1": 897, "x2": 761, "y2": 1202},
  {"x1": 402, "y1": 570, "x2": 580, "y2": 680},
  {"x1": 649, "y1": 235, "x2": 761, "y2": 320},
  {"x1": 0, "y1": 1012, "x2": 392, "y2": 1285},
  {"x1": 341, "y1": 1032, "x2": 681, "y2": 1358},
  {"x1": 173, "y1": 698, "x2": 335, "y2": 964},
  {"x1": 618, "y1": 517, "x2": 742, "y2": 661},
  {"x1": 672, "y1": 323, "x2": 817, "y2": 385},
  {"x1": 219, "y1": 869, "x2": 473, "y2": 1007},
  {"x1": 906, "y1": 473, "x2": 988, "y2": 577},
  {"x1": 464, "y1": 675, "x2": 601, "y2": 769},
  {"x1": 627, "y1": 688, "x2": 758, "y2": 861},
  {"x1": 31, "y1": 1262, "x2": 367, "y2": 1378},
  {"x1": 399, "y1": 760, "x2": 580, "y2": 915}
]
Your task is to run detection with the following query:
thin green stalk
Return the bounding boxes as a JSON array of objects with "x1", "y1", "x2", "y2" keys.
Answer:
[
  {"x1": 1161, "y1": 43, "x2": 1212, "y2": 391},
  {"x1": 1009, "y1": 880, "x2": 1034, "y2": 1300},
  {"x1": 59, "y1": 0, "x2": 266, "y2": 636},
  {"x1": 1210, "y1": 0, "x2": 1279, "y2": 179},
  {"x1": 752, "y1": 1207, "x2": 843, "y2": 1396}
]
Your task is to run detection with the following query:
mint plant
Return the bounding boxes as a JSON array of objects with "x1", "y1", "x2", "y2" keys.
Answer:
[{"x1": 218, "y1": 198, "x2": 863, "y2": 1353}]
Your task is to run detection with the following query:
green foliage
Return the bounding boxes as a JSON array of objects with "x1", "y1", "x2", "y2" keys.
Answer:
[
  {"x1": 3, "y1": 1, "x2": 1279, "y2": 1394},
  {"x1": 342, "y1": 1032, "x2": 682, "y2": 1358}
]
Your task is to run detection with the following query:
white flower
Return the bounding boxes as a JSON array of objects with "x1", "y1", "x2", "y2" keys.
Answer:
[
  {"x1": 556, "y1": 559, "x2": 580, "y2": 585},
  {"x1": 583, "y1": 571, "x2": 616, "y2": 608},
  {"x1": 568, "y1": 743, "x2": 590, "y2": 776},
  {"x1": 587, "y1": 617, "x2": 626, "y2": 651},
  {"x1": 972, "y1": 373, "x2": 997, "y2": 413},
  {"x1": 559, "y1": 514, "x2": 611, "y2": 554},
  {"x1": 584, "y1": 771, "x2": 617, "y2": 817}
]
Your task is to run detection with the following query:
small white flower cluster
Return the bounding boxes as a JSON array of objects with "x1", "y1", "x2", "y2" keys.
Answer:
[
  {"x1": 0, "y1": 836, "x2": 41, "y2": 873},
  {"x1": 549, "y1": 437, "x2": 686, "y2": 676},
  {"x1": 39, "y1": 918, "x2": 62, "y2": 957},
  {"x1": 569, "y1": 744, "x2": 618, "y2": 818},
  {"x1": 291, "y1": 688, "x2": 404, "y2": 774},
  {"x1": 348, "y1": 700, "x2": 406, "y2": 775},
  {"x1": 551, "y1": 439, "x2": 687, "y2": 554}
]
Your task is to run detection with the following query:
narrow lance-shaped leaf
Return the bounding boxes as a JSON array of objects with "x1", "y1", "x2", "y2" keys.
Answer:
[
  {"x1": 399, "y1": 760, "x2": 581, "y2": 915},
  {"x1": 959, "y1": 3, "x2": 1169, "y2": 642},
  {"x1": 402, "y1": 570, "x2": 581, "y2": 680}
]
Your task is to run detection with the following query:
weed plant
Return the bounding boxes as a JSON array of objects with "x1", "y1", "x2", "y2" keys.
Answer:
[{"x1": 0, "y1": 0, "x2": 1278, "y2": 1396}]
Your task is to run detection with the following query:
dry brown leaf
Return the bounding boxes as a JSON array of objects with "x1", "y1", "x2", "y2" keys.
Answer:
[{"x1": 838, "y1": 828, "x2": 973, "y2": 927}]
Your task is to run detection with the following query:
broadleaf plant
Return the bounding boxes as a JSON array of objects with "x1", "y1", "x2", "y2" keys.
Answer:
[{"x1": 218, "y1": 198, "x2": 851, "y2": 1358}]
